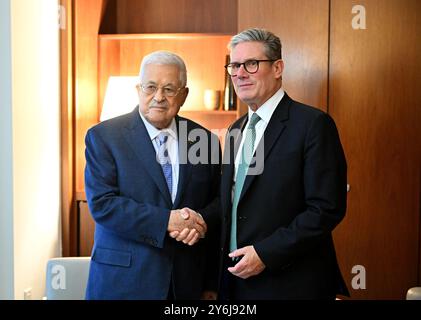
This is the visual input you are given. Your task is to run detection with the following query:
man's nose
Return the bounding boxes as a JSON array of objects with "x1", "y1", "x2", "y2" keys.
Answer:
[
  {"x1": 153, "y1": 88, "x2": 166, "y2": 102},
  {"x1": 236, "y1": 64, "x2": 249, "y2": 78}
]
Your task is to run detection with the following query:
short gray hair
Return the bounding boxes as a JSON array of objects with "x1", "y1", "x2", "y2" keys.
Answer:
[
  {"x1": 228, "y1": 28, "x2": 282, "y2": 60},
  {"x1": 139, "y1": 51, "x2": 187, "y2": 87}
]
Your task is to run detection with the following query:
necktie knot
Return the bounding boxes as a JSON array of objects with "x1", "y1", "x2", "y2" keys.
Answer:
[
  {"x1": 248, "y1": 113, "x2": 261, "y2": 129},
  {"x1": 157, "y1": 132, "x2": 169, "y2": 146},
  {"x1": 157, "y1": 132, "x2": 171, "y2": 164},
  {"x1": 242, "y1": 113, "x2": 261, "y2": 162}
]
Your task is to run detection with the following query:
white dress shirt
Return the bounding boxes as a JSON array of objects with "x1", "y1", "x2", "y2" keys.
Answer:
[
  {"x1": 233, "y1": 88, "x2": 285, "y2": 182},
  {"x1": 139, "y1": 111, "x2": 179, "y2": 202}
]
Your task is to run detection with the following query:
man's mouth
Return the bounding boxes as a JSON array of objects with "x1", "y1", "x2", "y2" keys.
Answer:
[
  {"x1": 149, "y1": 105, "x2": 168, "y2": 110},
  {"x1": 238, "y1": 83, "x2": 254, "y2": 89}
]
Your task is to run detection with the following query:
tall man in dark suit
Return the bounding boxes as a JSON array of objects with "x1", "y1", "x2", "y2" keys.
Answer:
[
  {"x1": 84, "y1": 51, "x2": 220, "y2": 299},
  {"x1": 219, "y1": 28, "x2": 349, "y2": 299}
]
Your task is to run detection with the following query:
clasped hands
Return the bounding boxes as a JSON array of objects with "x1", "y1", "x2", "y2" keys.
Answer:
[{"x1": 167, "y1": 208, "x2": 207, "y2": 246}]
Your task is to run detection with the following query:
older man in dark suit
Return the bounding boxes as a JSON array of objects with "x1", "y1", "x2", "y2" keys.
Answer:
[{"x1": 85, "y1": 51, "x2": 220, "y2": 299}]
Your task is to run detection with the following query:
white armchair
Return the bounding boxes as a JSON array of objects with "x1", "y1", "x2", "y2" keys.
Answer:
[
  {"x1": 406, "y1": 287, "x2": 421, "y2": 300},
  {"x1": 45, "y1": 257, "x2": 91, "y2": 300}
]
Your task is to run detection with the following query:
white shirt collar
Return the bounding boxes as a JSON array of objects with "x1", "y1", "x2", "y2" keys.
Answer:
[
  {"x1": 248, "y1": 88, "x2": 285, "y2": 124},
  {"x1": 138, "y1": 109, "x2": 178, "y2": 142}
]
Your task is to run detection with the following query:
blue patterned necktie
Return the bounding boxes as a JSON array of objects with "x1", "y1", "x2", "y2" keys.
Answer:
[
  {"x1": 230, "y1": 113, "x2": 261, "y2": 253},
  {"x1": 156, "y1": 132, "x2": 172, "y2": 197}
]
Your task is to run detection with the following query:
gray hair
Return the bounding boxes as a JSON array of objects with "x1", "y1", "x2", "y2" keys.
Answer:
[
  {"x1": 139, "y1": 51, "x2": 187, "y2": 87},
  {"x1": 228, "y1": 28, "x2": 282, "y2": 60}
]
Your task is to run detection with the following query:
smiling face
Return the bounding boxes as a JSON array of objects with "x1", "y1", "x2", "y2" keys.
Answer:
[
  {"x1": 137, "y1": 63, "x2": 188, "y2": 129},
  {"x1": 230, "y1": 41, "x2": 284, "y2": 111}
]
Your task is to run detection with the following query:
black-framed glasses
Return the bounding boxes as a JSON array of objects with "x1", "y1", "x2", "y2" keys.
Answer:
[
  {"x1": 137, "y1": 84, "x2": 184, "y2": 97},
  {"x1": 224, "y1": 59, "x2": 276, "y2": 76}
]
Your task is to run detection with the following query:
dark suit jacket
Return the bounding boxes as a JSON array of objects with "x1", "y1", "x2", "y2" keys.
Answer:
[
  {"x1": 219, "y1": 93, "x2": 349, "y2": 299},
  {"x1": 84, "y1": 108, "x2": 220, "y2": 299}
]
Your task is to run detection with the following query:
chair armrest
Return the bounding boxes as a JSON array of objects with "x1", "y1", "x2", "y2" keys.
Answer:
[{"x1": 406, "y1": 287, "x2": 421, "y2": 300}]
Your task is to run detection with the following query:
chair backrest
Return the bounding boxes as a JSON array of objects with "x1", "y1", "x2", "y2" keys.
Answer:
[
  {"x1": 406, "y1": 287, "x2": 421, "y2": 300},
  {"x1": 45, "y1": 257, "x2": 90, "y2": 300}
]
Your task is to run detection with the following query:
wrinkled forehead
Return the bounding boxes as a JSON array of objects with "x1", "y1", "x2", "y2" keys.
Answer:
[
  {"x1": 141, "y1": 63, "x2": 181, "y2": 85},
  {"x1": 230, "y1": 41, "x2": 267, "y2": 61}
]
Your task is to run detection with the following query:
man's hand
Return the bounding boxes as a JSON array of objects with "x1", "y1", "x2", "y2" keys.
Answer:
[
  {"x1": 228, "y1": 245, "x2": 266, "y2": 279},
  {"x1": 167, "y1": 208, "x2": 207, "y2": 245}
]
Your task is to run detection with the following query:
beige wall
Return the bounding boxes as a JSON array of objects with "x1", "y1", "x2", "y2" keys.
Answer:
[{"x1": 9, "y1": 0, "x2": 61, "y2": 300}]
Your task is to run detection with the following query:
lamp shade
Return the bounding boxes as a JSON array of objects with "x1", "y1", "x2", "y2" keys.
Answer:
[{"x1": 100, "y1": 76, "x2": 139, "y2": 121}]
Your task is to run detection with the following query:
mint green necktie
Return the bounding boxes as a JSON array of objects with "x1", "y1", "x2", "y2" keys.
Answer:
[{"x1": 230, "y1": 113, "x2": 261, "y2": 252}]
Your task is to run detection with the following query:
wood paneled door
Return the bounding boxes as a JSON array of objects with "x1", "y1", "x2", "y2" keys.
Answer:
[{"x1": 329, "y1": 0, "x2": 420, "y2": 299}]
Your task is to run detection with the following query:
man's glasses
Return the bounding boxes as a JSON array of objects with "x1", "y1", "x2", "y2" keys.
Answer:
[
  {"x1": 224, "y1": 59, "x2": 276, "y2": 76},
  {"x1": 137, "y1": 84, "x2": 184, "y2": 97}
]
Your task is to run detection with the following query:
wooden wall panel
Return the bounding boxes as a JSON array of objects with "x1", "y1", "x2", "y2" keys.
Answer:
[
  {"x1": 74, "y1": 0, "x2": 107, "y2": 194},
  {"x1": 60, "y1": 0, "x2": 76, "y2": 256},
  {"x1": 330, "y1": 0, "x2": 421, "y2": 299},
  {"x1": 116, "y1": 0, "x2": 237, "y2": 34},
  {"x1": 237, "y1": 0, "x2": 329, "y2": 112}
]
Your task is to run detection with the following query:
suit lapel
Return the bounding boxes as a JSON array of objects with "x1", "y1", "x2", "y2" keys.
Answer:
[
  {"x1": 173, "y1": 116, "x2": 193, "y2": 209},
  {"x1": 122, "y1": 109, "x2": 172, "y2": 206},
  {"x1": 239, "y1": 94, "x2": 291, "y2": 202}
]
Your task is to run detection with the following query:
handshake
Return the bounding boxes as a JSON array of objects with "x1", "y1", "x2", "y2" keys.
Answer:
[{"x1": 167, "y1": 208, "x2": 207, "y2": 246}]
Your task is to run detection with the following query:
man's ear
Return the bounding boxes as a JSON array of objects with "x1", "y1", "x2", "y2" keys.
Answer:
[
  {"x1": 136, "y1": 84, "x2": 143, "y2": 97},
  {"x1": 179, "y1": 87, "x2": 189, "y2": 107},
  {"x1": 274, "y1": 60, "x2": 284, "y2": 79}
]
